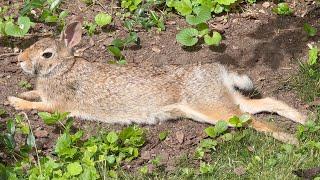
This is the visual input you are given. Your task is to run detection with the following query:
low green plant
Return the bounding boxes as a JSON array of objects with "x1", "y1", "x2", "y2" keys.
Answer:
[
  {"x1": 18, "y1": 80, "x2": 32, "y2": 90},
  {"x1": 307, "y1": 44, "x2": 318, "y2": 66},
  {"x1": 2, "y1": 112, "x2": 146, "y2": 179},
  {"x1": 0, "y1": 115, "x2": 33, "y2": 159},
  {"x1": 175, "y1": 5, "x2": 222, "y2": 47},
  {"x1": 121, "y1": 0, "x2": 142, "y2": 12},
  {"x1": 228, "y1": 114, "x2": 251, "y2": 128},
  {"x1": 272, "y1": 3, "x2": 293, "y2": 15},
  {"x1": 0, "y1": 14, "x2": 34, "y2": 37},
  {"x1": 84, "y1": 13, "x2": 112, "y2": 37},
  {"x1": 176, "y1": 27, "x2": 222, "y2": 46},
  {"x1": 159, "y1": 131, "x2": 169, "y2": 141},
  {"x1": 304, "y1": 23, "x2": 317, "y2": 37},
  {"x1": 108, "y1": 32, "x2": 139, "y2": 64}
]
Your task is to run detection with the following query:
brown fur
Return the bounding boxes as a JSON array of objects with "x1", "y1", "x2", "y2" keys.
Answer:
[{"x1": 8, "y1": 17, "x2": 306, "y2": 144}]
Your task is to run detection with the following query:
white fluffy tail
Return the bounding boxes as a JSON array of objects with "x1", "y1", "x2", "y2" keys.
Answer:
[
  {"x1": 220, "y1": 66, "x2": 306, "y2": 125},
  {"x1": 220, "y1": 67, "x2": 254, "y2": 92}
]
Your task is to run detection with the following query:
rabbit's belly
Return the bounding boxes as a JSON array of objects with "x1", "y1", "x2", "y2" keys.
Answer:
[{"x1": 69, "y1": 108, "x2": 179, "y2": 124}]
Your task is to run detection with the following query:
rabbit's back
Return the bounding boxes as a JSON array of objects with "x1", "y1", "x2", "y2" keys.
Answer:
[{"x1": 39, "y1": 60, "x2": 234, "y2": 124}]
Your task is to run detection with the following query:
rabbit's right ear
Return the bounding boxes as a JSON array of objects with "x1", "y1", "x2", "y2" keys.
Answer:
[{"x1": 61, "y1": 16, "x2": 83, "y2": 48}]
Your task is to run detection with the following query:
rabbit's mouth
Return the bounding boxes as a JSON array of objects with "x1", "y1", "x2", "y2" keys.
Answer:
[{"x1": 20, "y1": 61, "x2": 35, "y2": 75}]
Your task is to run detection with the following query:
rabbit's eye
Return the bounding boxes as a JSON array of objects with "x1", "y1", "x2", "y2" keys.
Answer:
[{"x1": 42, "y1": 52, "x2": 53, "y2": 59}]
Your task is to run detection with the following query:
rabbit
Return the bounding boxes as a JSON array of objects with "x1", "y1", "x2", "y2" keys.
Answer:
[{"x1": 8, "y1": 16, "x2": 307, "y2": 144}]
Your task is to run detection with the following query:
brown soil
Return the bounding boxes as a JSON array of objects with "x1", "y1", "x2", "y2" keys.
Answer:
[{"x1": 0, "y1": 0, "x2": 319, "y2": 172}]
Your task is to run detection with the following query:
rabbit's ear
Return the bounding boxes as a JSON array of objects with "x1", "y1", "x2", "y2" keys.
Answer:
[{"x1": 61, "y1": 16, "x2": 83, "y2": 48}]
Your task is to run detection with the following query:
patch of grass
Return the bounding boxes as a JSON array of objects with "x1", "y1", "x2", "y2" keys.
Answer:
[
  {"x1": 116, "y1": 126, "x2": 320, "y2": 179},
  {"x1": 291, "y1": 62, "x2": 320, "y2": 103}
]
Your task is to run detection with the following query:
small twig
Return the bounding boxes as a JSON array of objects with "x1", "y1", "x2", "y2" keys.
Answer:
[
  {"x1": 20, "y1": 112, "x2": 42, "y2": 176},
  {"x1": 58, "y1": 120, "x2": 66, "y2": 129},
  {"x1": 0, "y1": 52, "x2": 19, "y2": 58},
  {"x1": 97, "y1": 0, "x2": 108, "y2": 12}
]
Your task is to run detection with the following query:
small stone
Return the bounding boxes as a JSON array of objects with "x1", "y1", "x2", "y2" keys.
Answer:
[
  {"x1": 3, "y1": 101, "x2": 9, "y2": 106},
  {"x1": 258, "y1": 9, "x2": 266, "y2": 14},
  {"x1": 34, "y1": 129, "x2": 49, "y2": 138},
  {"x1": 30, "y1": 110, "x2": 38, "y2": 115},
  {"x1": 247, "y1": 146, "x2": 255, "y2": 152},
  {"x1": 141, "y1": 151, "x2": 151, "y2": 160},
  {"x1": 159, "y1": 152, "x2": 169, "y2": 163},
  {"x1": 151, "y1": 46, "x2": 161, "y2": 53},
  {"x1": 175, "y1": 131, "x2": 184, "y2": 144},
  {"x1": 166, "y1": 21, "x2": 176, "y2": 25},
  {"x1": 234, "y1": 166, "x2": 246, "y2": 176},
  {"x1": 13, "y1": 47, "x2": 20, "y2": 53},
  {"x1": 262, "y1": 2, "x2": 270, "y2": 8}
]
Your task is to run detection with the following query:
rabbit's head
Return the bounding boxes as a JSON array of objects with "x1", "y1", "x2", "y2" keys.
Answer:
[{"x1": 18, "y1": 16, "x2": 83, "y2": 76}]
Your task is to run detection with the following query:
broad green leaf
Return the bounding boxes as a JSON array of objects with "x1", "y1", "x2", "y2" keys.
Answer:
[
  {"x1": 67, "y1": 162, "x2": 82, "y2": 176},
  {"x1": 118, "y1": 59, "x2": 127, "y2": 65},
  {"x1": 106, "y1": 155, "x2": 116, "y2": 164},
  {"x1": 228, "y1": 116, "x2": 241, "y2": 127},
  {"x1": 0, "y1": 109, "x2": 6, "y2": 117},
  {"x1": 186, "y1": 6, "x2": 211, "y2": 25},
  {"x1": 221, "y1": 133, "x2": 233, "y2": 141},
  {"x1": 49, "y1": 0, "x2": 63, "y2": 11},
  {"x1": 5, "y1": 16, "x2": 33, "y2": 37},
  {"x1": 4, "y1": 133, "x2": 15, "y2": 150},
  {"x1": 95, "y1": 13, "x2": 112, "y2": 27},
  {"x1": 216, "y1": 0, "x2": 237, "y2": 5},
  {"x1": 45, "y1": 15, "x2": 58, "y2": 23},
  {"x1": 20, "y1": 122, "x2": 30, "y2": 135},
  {"x1": 197, "y1": 23, "x2": 209, "y2": 37},
  {"x1": 38, "y1": 112, "x2": 69, "y2": 125},
  {"x1": 108, "y1": 46, "x2": 123, "y2": 58},
  {"x1": 71, "y1": 130, "x2": 84, "y2": 142},
  {"x1": 111, "y1": 39, "x2": 125, "y2": 48},
  {"x1": 304, "y1": 23, "x2": 317, "y2": 37},
  {"x1": 272, "y1": 3, "x2": 293, "y2": 15},
  {"x1": 213, "y1": 4, "x2": 224, "y2": 14},
  {"x1": 204, "y1": 31, "x2": 222, "y2": 46},
  {"x1": 108, "y1": 170, "x2": 117, "y2": 178},
  {"x1": 174, "y1": 0, "x2": 193, "y2": 16},
  {"x1": 27, "y1": 133, "x2": 36, "y2": 147},
  {"x1": 176, "y1": 28, "x2": 199, "y2": 46},
  {"x1": 107, "y1": 131, "x2": 118, "y2": 144},
  {"x1": 239, "y1": 114, "x2": 251, "y2": 123},
  {"x1": 55, "y1": 133, "x2": 77, "y2": 158},
  {"x1": 200, "y1": 139, "x2": 217, "y2": 149},
  {"x1": 159, "y1": 131, "x2": 168, "y2": 141},
  {"x1": 38, "y1": 112, "x2": 58, "y2": 125},
  {"x1": 308, "y1": 47, "x2": 318, "y2": 66},
  {"x1": 204, "y1": 126, "x2": 216, "y2": 137},
  {"x1": 124, "y1": 32, "x2": 138, "y2": 46},
  {"x1": 7, "y1": 119, "x2": 15, "y2": 135},
  {"x1": 214, "y1": 120, "x2": 228, "y2": 135},
  {"x1": 59, "y1": 10, "x2": 69, "y2": 19}
]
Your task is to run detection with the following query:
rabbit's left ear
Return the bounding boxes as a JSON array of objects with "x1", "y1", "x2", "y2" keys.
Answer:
[{"x1": 61, "y1": 16, "x2": 83, "y2": 48}]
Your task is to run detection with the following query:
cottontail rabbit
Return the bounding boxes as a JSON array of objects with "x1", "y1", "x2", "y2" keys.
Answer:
[{"x1": 8, "y1": 17, "x2": 306, "y2": 144}]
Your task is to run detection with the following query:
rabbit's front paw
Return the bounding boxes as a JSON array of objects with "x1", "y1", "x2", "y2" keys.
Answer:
[{"x1": 8, "y1": 96, "x2": 32, "y2": 111}]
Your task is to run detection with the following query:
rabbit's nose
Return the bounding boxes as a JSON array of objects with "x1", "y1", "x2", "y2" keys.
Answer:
[{"x1": 18, "y1": 51, "x2": 29, "y2": 62}]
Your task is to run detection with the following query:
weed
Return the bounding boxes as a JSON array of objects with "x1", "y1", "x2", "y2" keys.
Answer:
[
  {"x1": 304, "y1": 23, "x2": 317, "y2": 37},
  {"x1": 159, "y1": 131, "x2": 169, "y2": 141},
  {"x1": 18, "y1": 80, "x2": 32, "y2": 90},
  {"x1": 108, "y1": 32, "x2": 139, "y2": 64},
  {"x1": 1, "y1": 112, "x2": 146, "y2": 179},
  {"x1": 272, "y1": 3, "x2": 293, "y2": 15}
]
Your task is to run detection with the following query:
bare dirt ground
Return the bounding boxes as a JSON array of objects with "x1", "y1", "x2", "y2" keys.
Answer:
[{"x1": 1, "y1": 0, "x2": 320, "y2": 171}]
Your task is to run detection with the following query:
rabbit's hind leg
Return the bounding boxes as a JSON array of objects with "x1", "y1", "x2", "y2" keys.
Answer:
[
  {"x1": 173, "y1": 104, "x2": 299, "y2": 144},
  {"x1": 236, "y1": 97, "x2": 307, "y2": 125},
  {"x1": 18, "y1": 90, "x2": 41, "y2": 100},
  {"x1": 8, "y1": 96, "x2": 55, "y2": 112}
]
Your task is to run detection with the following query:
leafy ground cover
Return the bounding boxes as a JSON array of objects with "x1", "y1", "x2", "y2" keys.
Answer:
[{"x1": 1, "y1": 0, "x2": 320, "y2": 179}]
